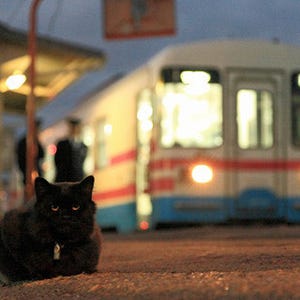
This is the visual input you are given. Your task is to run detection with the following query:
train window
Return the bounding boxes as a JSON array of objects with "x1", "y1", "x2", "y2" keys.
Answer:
[
  {"x1": 237, "y1": 89, "x2": 273, "y2": 149},
  {"x1": 82, "y1": 125, "x2": 95, "y2": 174},
  {"x1": 136, "y1": 89, "x2": 153, "y2": 222},
  {"x1": 159, "y1": 68, "x2": 222, "y2": 148},
  {"x1": 96, "y1": 119, "x2": 111, "y2": 169},
  {"x1": 291, "y1": 72, "x2": 300, "y2": 146},
  {"x1": 137, "y1": 90, "x2": 153, "y2": 146}
]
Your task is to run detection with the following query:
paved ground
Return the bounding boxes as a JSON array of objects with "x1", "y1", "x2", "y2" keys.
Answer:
[{"x1": 1, "y1": 225, "x2": 300, "y2": 299}]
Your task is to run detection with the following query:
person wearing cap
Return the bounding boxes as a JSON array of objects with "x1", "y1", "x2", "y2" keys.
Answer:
[
  {"x1": 16, "y1": 119, "x2": 45, "y2": 185},
  {"x1": 54, "y1": 118, "x2": 88, "y2": 182}
]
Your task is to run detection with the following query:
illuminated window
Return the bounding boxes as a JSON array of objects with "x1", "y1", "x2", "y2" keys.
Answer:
[
  {"x1": 159, "y1": 68, "x2": 222, "y2": 148},
  {"x1": 136, "y1": 89, "x2": 153, "y2": 222},
  {"x1": 96, "y1": 119, "x2": 110, "y2": 168},
  {"x1": 291, "y1": 72, "x2": 300, "y2": 146},
  {"x1": 137, "y1": 90, "x2": 153, "y2": 146},
  {"x1": 82, "y1": 125, "x2": 95, "y2": 174},
  {"x1": 237, "y1": 89, "x2": 273, "y2": 149}
]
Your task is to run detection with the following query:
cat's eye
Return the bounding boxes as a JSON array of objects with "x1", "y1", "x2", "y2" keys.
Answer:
[
  {"x1": 51, "y1": 205, "x2": 59, "y2": 212},
  {"x1": 72, "y1": 205, "x2": 80, "y2": 211}
]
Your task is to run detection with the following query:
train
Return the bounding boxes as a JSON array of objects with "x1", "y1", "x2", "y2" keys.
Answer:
[{"x1": 37, "y1": 39, "x2": 300, "y2": 232}]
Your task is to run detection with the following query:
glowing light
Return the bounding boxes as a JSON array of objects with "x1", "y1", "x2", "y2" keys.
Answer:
[
  {"x1": 180, "y1": 71, "x2": 211, "y2": 96},
  {"x1": 139, "y1": 221, "x2": 150, "y2": 231},
  {"x1": 184, "y1": 82, "x2": 210, "y2": 95},
  {"x1": 191, "y1": 164, "x2": 213, "y2": 183},
  {"x1": 137, "y1": 104, "x2": 153, "y2": 121},
  {"x1": 47, "y1": 144, "x2": 57, "y2": 156},
  {"x1": 104, "y1": 124, "x2": 112, "y2": 136},
  {"x1": 237, "y1": 90, "x2": 256, "y2": 121},
  {"x1": 141, "y1": 120, "x2": 153, "y2": 132},
  {"x1": 180, "y1": 71, "x2": 211, "y2": 85},
  {"x1": 5, "y1": 72, "x2": 26, "y2": 90}
]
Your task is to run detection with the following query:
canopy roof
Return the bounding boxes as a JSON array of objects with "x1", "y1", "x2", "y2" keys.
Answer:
[{"x1": 0, "y1": 22, "x2": 105, "y2": 114}]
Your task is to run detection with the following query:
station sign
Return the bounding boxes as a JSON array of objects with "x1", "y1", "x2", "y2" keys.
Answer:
[{"x1": 103, "y1": 0, "x2": 176, "y2": 39}]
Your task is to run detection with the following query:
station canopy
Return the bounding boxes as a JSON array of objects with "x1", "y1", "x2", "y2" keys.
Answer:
[{"x1": 0, "y1": 22, "x2": 105, "y2": 114}]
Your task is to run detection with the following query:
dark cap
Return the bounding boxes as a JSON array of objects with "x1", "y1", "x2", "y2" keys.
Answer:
[
  {"x1": 35, "y1": 118, "x2": 42, "y2": 127},
  {"x1": 67, "y1": 117, "x2": 81, "y2": 126}
]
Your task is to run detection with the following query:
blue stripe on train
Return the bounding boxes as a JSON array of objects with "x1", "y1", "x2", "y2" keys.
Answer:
[
  {"x1": 286, "y1": 198, "x2": 300, "y2": 223},
  {"x1": 151, "y1": 196, "x2": 232, "y2": 225},
  {"x1": 96, "y1": 201, "x2": 136, "y2": 233},
  {"x1": 95, "y1": 192, "x2": 300, "y2": 233},
  {"x1": 234, "y1": 188, "x2": 284, "y2": 220},
  {"x1": 151, "y1": 190, "x2": 287, "y2": 225}
]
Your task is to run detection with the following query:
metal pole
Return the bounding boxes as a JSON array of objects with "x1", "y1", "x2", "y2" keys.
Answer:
[{"x1": 25, "y1": 0, "x2": 41, "y2": 201}]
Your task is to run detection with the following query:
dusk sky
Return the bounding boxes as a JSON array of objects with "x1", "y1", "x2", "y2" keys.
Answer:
[
  {"x1": 1, "y1": 0, "x2": 300, "y2": 125},
  {"x1": 2, "y1": 0, "x2": 300, "y2": 74}
]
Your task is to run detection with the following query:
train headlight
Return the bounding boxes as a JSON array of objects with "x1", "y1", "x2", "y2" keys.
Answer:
[{"x1": 191, "y1": 164, "x2": 213, "y2": 184}]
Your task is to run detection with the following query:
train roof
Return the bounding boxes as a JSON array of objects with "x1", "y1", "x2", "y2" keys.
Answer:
[
  {"x1": 149, "y1": 39, "x2": 300, "y2": 70},
  {"x1": 39, "y1": 39, "x2": 300, "y2": 131}
]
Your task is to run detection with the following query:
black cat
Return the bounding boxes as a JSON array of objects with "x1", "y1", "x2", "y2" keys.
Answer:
[{"x1": 0, "y1": 175, "x2": 102, "y2": 285}]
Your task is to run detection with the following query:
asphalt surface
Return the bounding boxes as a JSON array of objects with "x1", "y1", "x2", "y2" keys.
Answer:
[{"x1": 1, "y1": 225, "x2": 300, "y2": 299}]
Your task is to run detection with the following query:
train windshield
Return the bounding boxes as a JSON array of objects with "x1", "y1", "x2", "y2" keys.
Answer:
[{"x1": 159, "y1": 68, "x2": 222, "y2": 148}]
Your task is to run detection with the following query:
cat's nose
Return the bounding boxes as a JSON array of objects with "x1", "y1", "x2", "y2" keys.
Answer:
[{"x1": 62, "y1": 215, "x2": 71, "y2": 220}]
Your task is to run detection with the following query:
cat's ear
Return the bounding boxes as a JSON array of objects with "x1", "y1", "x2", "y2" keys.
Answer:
[
  {"x1": 79, "y1": 176, "x2": 94, "y2": 198},
  {"x1": 35, "y1": 177, "x2": 51, "y2": 199}
]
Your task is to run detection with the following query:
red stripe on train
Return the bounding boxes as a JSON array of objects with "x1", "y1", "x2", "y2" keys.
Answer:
[
  {"x1": 110, "y1": 149, "x2": 137, "y2": 165},
  {"x1": 93, "y1": 178, "x2": 174, "y2": 202},
  {"x1": 93, "y1": 184, "x2": 136, "y2": 201},
  {"x1": 149, "y1": 177, "x2": 174, "y2": 192},
  {"x1": 108, "y1": 149, "x2": 300, "y2": 171},
  {"x1": 95, "y1": 150, "x2": 300, "y2": 202}
]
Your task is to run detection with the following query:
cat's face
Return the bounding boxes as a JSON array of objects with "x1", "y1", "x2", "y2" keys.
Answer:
[{"x1": 34, "y1": 176, "x2": 96, "y2": 238}]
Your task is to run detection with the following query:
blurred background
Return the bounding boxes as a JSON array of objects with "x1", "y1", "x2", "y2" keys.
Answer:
[{"x1": 1, "y1": 0, "x2": 300, "y2": 232}]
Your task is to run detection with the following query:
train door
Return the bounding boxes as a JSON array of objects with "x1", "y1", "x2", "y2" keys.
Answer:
[
  {"x1": 287, "y1": 72, "x2": 300, "y2": 222},
  {"x1": 228, "y1": 69, "x2": 285, "y2": 219}
]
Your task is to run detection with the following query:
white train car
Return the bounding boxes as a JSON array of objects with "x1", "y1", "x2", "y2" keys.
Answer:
[{"x1": 41, "y1": 39, "x2": 300, "y2": 232}]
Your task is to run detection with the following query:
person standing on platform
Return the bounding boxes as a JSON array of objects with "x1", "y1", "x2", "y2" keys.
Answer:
[
  {"x1": 54, "y1": 118, "x2": 87, "y2": 182},
  {"x1": 16, "y1": 119, "x2": 44, "y2": 186}
]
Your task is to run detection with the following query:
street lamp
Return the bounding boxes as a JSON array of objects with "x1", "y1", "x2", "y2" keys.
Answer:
[{"x1": 5, "y1": 72, "x2": 26, "y2": 90}]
